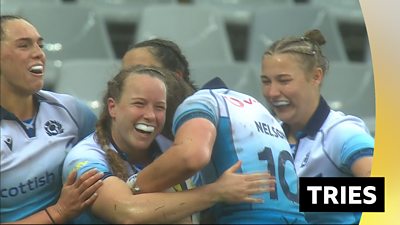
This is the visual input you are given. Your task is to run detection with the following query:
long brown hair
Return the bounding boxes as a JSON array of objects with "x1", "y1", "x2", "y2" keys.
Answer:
[{"x1": 95, "y1": 65, "x2": 168, "y2": 181}]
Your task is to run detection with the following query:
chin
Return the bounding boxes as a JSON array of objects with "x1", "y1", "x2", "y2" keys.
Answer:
[{"x1": 274, "y1": 111, "x2": 291, "y2": 123}]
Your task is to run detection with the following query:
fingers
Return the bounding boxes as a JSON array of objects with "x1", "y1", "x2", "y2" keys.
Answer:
[
  {"x1": 244, "y1": 172, "x2": 274, "y2": 181},
  {"x1": 65, "y1": 169, "x2": 77, "y2": 186},
  {"x1": 73, "y1": 169, "x2": 103, "y2": 188},
  {"x1": 225, "y1": 160, "x2": 242, "y2": 173},
  {"x1": 79, "y1": 179, "x2": 103, "y2": 201},
  {"x1": 81, "y1": 191, "x2": 99, "y2": 208}
]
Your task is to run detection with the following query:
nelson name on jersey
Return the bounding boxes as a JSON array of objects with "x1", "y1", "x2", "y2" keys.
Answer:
[{"x1": 254, "y1": 120, "x2": 286, "y2": 139}]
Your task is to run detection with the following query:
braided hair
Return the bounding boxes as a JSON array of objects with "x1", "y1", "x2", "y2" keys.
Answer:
[
  {"x1": 95, "y1": 65, "x2": 168, "y2": 181},
  {"x1": 264, "y1": 29, "x2": 329, "y2": 76}
]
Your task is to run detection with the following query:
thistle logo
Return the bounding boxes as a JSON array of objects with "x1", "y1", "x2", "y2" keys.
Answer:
[{"x1": 44, "y1": 120, "x2": 64, "y2": 136}]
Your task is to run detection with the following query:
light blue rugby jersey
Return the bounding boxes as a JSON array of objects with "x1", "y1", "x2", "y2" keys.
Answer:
[
  {"x1": 172, "y1": 87, "x2": 307, "y2": 224},
  {"x1": 0, "y1": 90, "x2": 96, "y2": 222},
  {"x1": 286, "y1": 97, "x2": 374, "y2": 224},
  {"x1": 63, "y1": 133, "x2": 198, "y2": 224},
  {"x1": 62, "y1": 133, "x2": 121, "y2": 224}
]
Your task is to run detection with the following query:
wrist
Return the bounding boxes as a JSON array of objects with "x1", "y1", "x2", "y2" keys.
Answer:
[
  {"x1": 126, "y1": 173, "x2": 141, "y2": 194},
  {"x1": 47, "y1": 204, "x2": 66, "y2": 224},
  {"x1": 202, "y1": 182, "x2": 221, "y2": 204}
]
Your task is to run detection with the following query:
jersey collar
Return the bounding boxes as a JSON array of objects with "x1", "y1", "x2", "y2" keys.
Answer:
[
  {"x1": 109, "y1": 136, "x2": 162, "y2": 170},
  {"x1": 0, "y1": 93, "x2": 46, "y2": 121},
  {"x1": 283, "y1": 96, "x2": 331, "y2": 139},
  {"x1": 201, "y1": 77, "x2": 228, "y2": 89}
]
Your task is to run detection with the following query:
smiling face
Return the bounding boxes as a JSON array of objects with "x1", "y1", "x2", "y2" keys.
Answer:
[
  {"x1": 261, "y1": 53, "x2": 322, "y2": 130},
  {"x1": 108, "y1": 73, "x2": 167, "y2": 157},
  {"x1": 0, "y1": 18, "x2": 46, "y2": 96}
]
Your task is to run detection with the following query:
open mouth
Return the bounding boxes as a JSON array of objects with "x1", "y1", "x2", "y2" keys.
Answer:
[
  {"x1": 135, "y1": 123, "x2": 155, "y2": 134},
  {"x1": 272, "y1": 100, "x2": 290, "y2": 108},
  {"x1": 29, "y1": 65, "x2": 44, "y2": 75}
]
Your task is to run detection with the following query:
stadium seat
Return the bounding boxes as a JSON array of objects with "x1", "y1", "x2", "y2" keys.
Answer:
[
  {"x1": 54, "y1": 59, "x2": 121, "y2": 116},
  {"x1": 18, "y1": 4, "x2": 115, "y2": 61},
  {"x1": 247, "y1": 5, "x2": 348, "y2": 64},
  {"x1": 192, "y1": 0, "x2": 294, "y2": 25},
  {"x1": 321, "y1": 61, "x2": 375, "y2": 133},
  {"x1": 135, "y1": 4, "x2": 234, "y2": 64},
  {"x1": 309, "y1": 0, "x2": 364, "y2": 24},
  {"x1": 76, "y1": 0, "x2": 176, "y2": 23}
]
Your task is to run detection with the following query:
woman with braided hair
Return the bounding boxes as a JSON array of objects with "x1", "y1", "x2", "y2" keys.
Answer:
[
  {"x1": 260, "y1": 29, "x2": 374, "y2": 224},
  {"x1": 62, "y1": 65, "x2": 274, "y2": 224}
]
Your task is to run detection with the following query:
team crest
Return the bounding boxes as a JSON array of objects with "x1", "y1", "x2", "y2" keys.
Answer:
[{"x1": 44, "y1": 120, "x2": 64, "y2": 136}]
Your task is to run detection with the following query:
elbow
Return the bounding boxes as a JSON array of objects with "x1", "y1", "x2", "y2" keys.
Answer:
[{"x1": 182, "y1": 146, "x2": 211, "y2": 173}]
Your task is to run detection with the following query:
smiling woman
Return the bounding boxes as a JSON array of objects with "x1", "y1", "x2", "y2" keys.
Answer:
[
  {"x1": 260, "y1": 29, "x2": 375, "y2": 224},
  {"x1": 61, "y1": 65, "x2": 272, "y2": 224},
  {"x1": 0, "y1": 15, "x2": 103, "y2": 224}
]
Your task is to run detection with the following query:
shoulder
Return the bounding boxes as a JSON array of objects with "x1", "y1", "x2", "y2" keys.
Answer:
[
  {"x1": 320, "y1": 110, "x2": 374, "y2": 149},
  {"x1": 63, "y1": 133, "x2": 108, "y2": 178},
  {"x1": 322, "y1": 110, "x2": 371, "y2": 135},
  {"x1": 37, "y1": 90, "x2": 77, "y2": 105},
  {"x1": 66, "y1": 134, "x2": 104, "y2": 159}
]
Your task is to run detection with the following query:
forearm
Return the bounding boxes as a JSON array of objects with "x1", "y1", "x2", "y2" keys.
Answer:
[
  {"x1": 136, "y1": 145, "x2": 205, "y2": 193},
  {"x1": 135, "y1": 119, "x2": 215, "y2": 193},
  {"x1": 94, "y1": 180, "x2": 218, "y2": 224},
  {"x1": 352, "y1": 156, "x2": 373, "y2": 177}
]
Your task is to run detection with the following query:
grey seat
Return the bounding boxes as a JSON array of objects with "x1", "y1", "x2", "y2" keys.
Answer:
[
  {"x1": 18, "y1": 4, "x2": 115, "y2": 61},
  {"x1": 54, "y1": 59, "x2": 121, "y2": 117},
  {"x1": 135, "y1": 4, "x2": 234, "y2": 64},
  {"x1": 76, "y1": 0, "x2": 176, "y2": 23},
  {"x1": 192, "y1": 0, "x2": 294, "y2": 25},
  {"x1": 247, "y1": 5, "x2": 348, "y2": 63},
  {"x1": 321, "y1": 62, "x2": 375, "y2": 133},
  {"x1": 190, "y1": 62, "x2": 267, "y2": 106},
  {"x1": 309, "y1": 0, "x2": 365, "y2": 24}
]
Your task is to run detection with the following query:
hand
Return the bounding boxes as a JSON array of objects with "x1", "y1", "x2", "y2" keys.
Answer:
[
  {"x1": 55, "y1": 169, "x2": 103, "y2": 222},
  {"x1": 212, "y1": 161, "x2": 275, "y2": 204}
]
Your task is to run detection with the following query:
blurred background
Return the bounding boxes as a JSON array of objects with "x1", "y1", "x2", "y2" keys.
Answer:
[{"x1": 0, "y1": 0, "x2": 375, "y2": 135}]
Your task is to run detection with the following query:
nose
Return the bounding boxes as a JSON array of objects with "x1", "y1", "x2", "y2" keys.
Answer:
[
  {"x1": 263, "y1": 82, "x2": 280, "y2": 99},
  {"x1": 32, "y1": 43, "x2": 46, "y2": 60},
  {"x1": 143, "y1": 106, "x2": 156, "y2": 121}
]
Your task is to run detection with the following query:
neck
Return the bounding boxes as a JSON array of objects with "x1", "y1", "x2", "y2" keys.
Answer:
[
  {"x1": 286, "y1": 96, "x2": 320, "y2": 142},
  {"x1": 110, "y1": 131, "x2": 152, "y2": 166},
  {"x1": 1, "y1": 85, "x2": 36, "y2": 120}
]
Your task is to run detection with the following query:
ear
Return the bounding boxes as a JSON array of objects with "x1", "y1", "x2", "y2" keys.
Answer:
[
  {"x1": 108, "y1": 97, "x2": 117, "y2": 118},
  {"x1": 175, "y1": 70, "x2": 184, "y2": 79},
  {"x1": 312, "y1": 67, "x2": 324, "y2": 86}
]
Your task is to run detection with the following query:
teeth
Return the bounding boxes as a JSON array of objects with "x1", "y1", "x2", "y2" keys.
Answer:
[
  {"x1": 272, "y1": 100, "x2": 290, "y2": 107},
  {"x1": 135, "y1": 123, "x2": 155, "y2": 133},
  {"x1": 30, "y1": 65, "x2": 43, "y2": 73}
]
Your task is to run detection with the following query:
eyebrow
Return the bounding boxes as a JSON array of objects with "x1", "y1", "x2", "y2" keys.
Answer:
[{"x1": 15, "y1": 37, "x2": 44, "y2": 42}]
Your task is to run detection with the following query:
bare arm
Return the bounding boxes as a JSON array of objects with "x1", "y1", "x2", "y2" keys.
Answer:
[
  {"x1": 5, "y1": 169, "x2": 103, "y2": 224},
  {"x1": 351, "y1": 156, "x2": 373, "y2": 177},
  {"x1": 135, "y1": 118, "x2": 216, "y2": 193},
  {"x1": 91, "y1": 161, "x2": 275, "y2": 224}
]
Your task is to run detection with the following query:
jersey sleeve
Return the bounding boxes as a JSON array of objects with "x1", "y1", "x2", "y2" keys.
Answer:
[
  {"x1": 172, "y1": 89, "x2": 219, "y2": 135},
  {"x1": 62, "y1": 138, "x2": 111, "y2": 182},
  {"x1": 326, "y1": 120, "x2": 374, "y2": 173}
]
